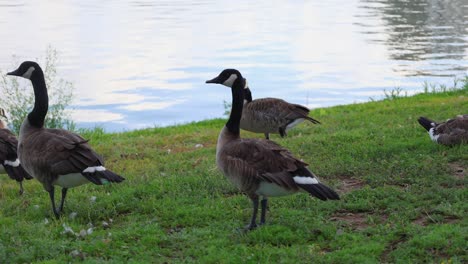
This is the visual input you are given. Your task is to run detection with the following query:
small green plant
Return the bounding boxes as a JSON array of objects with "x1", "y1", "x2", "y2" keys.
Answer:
[
  {"x1": 383, "y1": 86, "x2": 405, "y2": 100},
  {"x1": 223, "y1": 100, "x2": 231, "y2": 117},
  {"x1": 0, "y1": 46, "x2": 75, "y2": 133}
]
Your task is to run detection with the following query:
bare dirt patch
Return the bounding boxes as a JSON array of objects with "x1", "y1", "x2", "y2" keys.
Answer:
[
  {"x1": 336, "y1": 177, "x2": 366, "y2": 193},
  {"x1": 380, "y1": 233, "x2": 408, "y2": 262},
  {"x1": 330, "y1": 211, "x2": 387, "y2": 231},
  {"x1": 448, "y1": 162, "x2": 466, "y2": 180},
  {"x1": 412, "y1": 214, "x2": 460, "y2": 226}
]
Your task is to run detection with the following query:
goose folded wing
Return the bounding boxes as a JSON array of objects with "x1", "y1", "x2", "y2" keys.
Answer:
[
  {"x1": 226, "y1": 139, "x2": 308, "y2": 190},
  {"x1": 0, "y1": 130, "x2": 19, "y2": 161},
  {"x1": 38, "y1": 130, "x2": 104, "y2": 176},
  {"x1": 246, "y1": 99, "x2": 286, "y2": 122}
]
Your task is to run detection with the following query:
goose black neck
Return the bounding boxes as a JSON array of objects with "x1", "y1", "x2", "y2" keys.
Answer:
[
  {"x1": 226, "y1": 78, "x2": 245, "y2": 135},
  {"x1": 28, "y1": 70, "x2": 48, "y2": 128},
  {"x1": 244, "y1": 88, "x2": 253, "y2": 103}
]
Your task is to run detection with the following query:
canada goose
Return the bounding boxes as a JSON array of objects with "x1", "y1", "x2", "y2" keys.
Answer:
[
  {"x1": 418, "y1": 115, "x2": 468, "y2": 146},
  {"x1": 240, "y1": 80, "x2": 320, "y2": 139},
  {"x1": 7, "y1": 61, "x2": 125, "y2": 218},
  {"x1": 206, "y1": 69, "x2": 339, "y2": 230},
  {"x1": 0, "y1": 109, "x2": 33, "y2": 194}
]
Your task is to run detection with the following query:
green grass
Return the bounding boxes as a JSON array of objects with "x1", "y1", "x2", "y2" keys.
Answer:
[{"x1": 1, "y1": 84, "x2": 467, "y2": 263}]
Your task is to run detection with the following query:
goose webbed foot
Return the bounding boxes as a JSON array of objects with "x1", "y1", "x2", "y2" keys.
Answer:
[
  {"x1": 48, "y1": 188, "x2": 61, "y2": 219},
  {"x1": 244, "y1": 223, "x2": 258, "y2": 231},
  {"x1": 59, "y1": 188, "x2": 68, "y2": 213},
  {"x1": 243, "y1": 196, "x2": 259, "y2": 231},
  {"x1": 49, "y1": 187, "x2": 68, "y2": 219}
]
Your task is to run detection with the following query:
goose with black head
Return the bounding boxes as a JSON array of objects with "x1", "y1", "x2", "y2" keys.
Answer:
[
  {"x1": 7, "y1": 61, "x2": 125, "y2": 218},
  {"x1": 206, "y1": 69, "x2": 339, "y2": 230}
]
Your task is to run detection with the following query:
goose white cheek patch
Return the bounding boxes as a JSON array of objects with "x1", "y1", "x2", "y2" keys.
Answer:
[
  {"x1": 428, "y1": 128, "x2": 439, "y2": 142},
  {"x1": 4, "y1": 159, "x2": 20, "y2": 167},
  {"x1": 293, "y1": 176, "x2": 319, "y2": 184},
  {"x1": 83, "y1": 166, "x2": 106, "y2": 173},
  {"x1": 222, "y1": 74, "x2": 238, "y2": 88},
  {"x1": 22, "y1": 66, "x2": 35, "y2": 79}
]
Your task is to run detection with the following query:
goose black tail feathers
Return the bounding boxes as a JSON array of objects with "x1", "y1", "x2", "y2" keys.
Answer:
[
  {"x1": 4, "y1": 165, "x2": 33, "y2": 182},
  {"x1": 82, "y1": 170, "x2": 125, "y2": 185},
  {"x1": 304, "y1": 116, "x2": 321, "y2": 125},
  {"x1": 418, "y1": 116, "x2": 435, "y2": 131},
  {"x1": 298, "y1": 183, "x2": 340, "y2": 201}
]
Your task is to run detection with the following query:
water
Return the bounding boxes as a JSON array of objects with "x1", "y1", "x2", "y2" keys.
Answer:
[{"x1": 0, "y1": 0, "x2": 466, "y2": 131}]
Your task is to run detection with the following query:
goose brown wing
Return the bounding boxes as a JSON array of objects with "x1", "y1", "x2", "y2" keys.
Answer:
[
  {"x1": 249, "y1": 98, "x2": 303, "y2": 121},
  {"x1": 436, "y1": 115, "x2": 468, "y2": 134},
  {"x1": 0, "y1": 129, "x2": 19, "y2": 161},
  {"x1": 222, "y1": 138, "x2": 308, "y2": 191},
  {"x1": 437, "y1": 128, "x2": 468, "y2": 145},
  {"x1": 248, "y1": 98, "x2": 319, "y2": 124},
  {"x1": 27, "y1": 129, "x2": 104, "y2": 176}
]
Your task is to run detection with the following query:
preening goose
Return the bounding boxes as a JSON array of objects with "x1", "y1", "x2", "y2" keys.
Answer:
[
  {"x1": 0, "y1": 109, "x2": 33, "y2": 194},
  {"x1": 206, "y1": 69, "x2": 339, "y2": 230},
  {"x1": 418, "y1": 115, "x2": 468, "y2": 146},
  {"x1": 7, "y1": 61, "x2": 125, "y2": 218},
  {"x1": 240, "y1": 81, "x2": 320, "y2": 139}
]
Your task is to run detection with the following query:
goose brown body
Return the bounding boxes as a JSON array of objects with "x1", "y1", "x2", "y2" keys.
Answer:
[{"x1": 418, "y1": 115, "x2": 468, "y2": 145}]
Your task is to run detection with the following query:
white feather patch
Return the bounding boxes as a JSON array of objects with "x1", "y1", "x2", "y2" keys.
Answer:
[
  {"x1": 83, "y1": 166, "x2": 106, "y2": 173},
  {"x1": 54, "y1": 173, "x2": 90, "y2": 188},
  {"x1": 244, "y1": 79, "x2": 249, "y2": 89},
  {"x1": 293, "y1": 176, "x2": 319, "y2": 184},
  {"x1": 222, "y1": 74, "x2": 238, "y2": 88},
  {"x1": 22, "y1": 66, "x2": 35, "y2": 79},
  {"x1": 428, "y1": 127, "x2": 439, "y2": 142},
  {"x1": 286, "y1": 118, "x2": 305, "y2": 131},
  {"x1": 256, "y1": 182, "x2": 295, "y2": 197},
  {"x1": 4, "y1": 159, "x2": 20, "y2": 167}
]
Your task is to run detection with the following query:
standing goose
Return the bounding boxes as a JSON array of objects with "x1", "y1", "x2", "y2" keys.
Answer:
[
  {"x1": 418, "y1": 115, "x2": 468, "y2": 146},
  {"x1": 240, "y1": 80, "x2": 320, "y2": 139},
  {"x1": 0, "y1": 109, "x2": 33, "y2": 194},
  {"x1": 206, "y1": 69, "x2": 339, "y2": 230},
  {"x1": 7, "y1": 61, "x2": 125, "y2": 218}
]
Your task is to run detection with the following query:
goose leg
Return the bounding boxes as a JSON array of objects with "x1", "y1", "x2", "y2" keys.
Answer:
[
  {"x1": 48, "y1": 187, "x2": 60, "y2": 219},
  {"x1": 264, "y1": 133, "x2": 270, "y2": 140},
  {"x1": 260, "y1": 198, "x2": 268, "y2": 225},
  {"x1": 58, "y1": 188, "x2": 68, "y2": 214},
  {"x1": 279, "y1": 127, "x2": 287, "y2": 137},
  {"x1": 246, "y1": 196, "x2": 259, "y2": 230},
  {"x1": 19, "y1": 181, "x2": 24, "y2": 195}
]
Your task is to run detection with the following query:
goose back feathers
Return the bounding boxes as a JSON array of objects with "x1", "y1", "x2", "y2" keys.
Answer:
[
  {"x1": 241, "y1": 86, "x2": 320, "y2": 139},
  {"x1": 418, "y1": 115, "x2": 468, "y2": 145}
]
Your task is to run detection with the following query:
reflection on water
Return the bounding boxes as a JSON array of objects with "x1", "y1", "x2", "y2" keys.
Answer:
[
  {"x1": 356, "y1": 0, "x2": 468, "y2": 76},
  {"x1": 0, "y1": 0, "x2": 466, "y2": 131}
]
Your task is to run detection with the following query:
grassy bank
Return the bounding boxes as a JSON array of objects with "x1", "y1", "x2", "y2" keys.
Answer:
[{"x1": 0, "y1": 85, "x2": 467, "y2": 263}]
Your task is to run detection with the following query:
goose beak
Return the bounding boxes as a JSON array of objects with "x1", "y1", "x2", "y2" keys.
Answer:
[
  {"x1": 6, "y1": 69, "x2": 19, "y2": 76},
  {"x1": 205, "y1": 76, "x2": 221, "y2": 84}
]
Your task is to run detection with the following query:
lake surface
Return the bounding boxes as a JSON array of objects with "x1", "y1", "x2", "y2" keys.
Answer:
[{"x1": 0, "y1": 0, "x2": 467, "y2": 131}]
